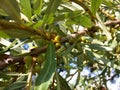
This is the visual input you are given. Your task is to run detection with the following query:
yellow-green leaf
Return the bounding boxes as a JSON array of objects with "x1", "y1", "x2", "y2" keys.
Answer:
[
  {"x1": 91, "y1": 0, "x2": 103, "y2": 15},
  {"x1": 33, "y1": 0, "x2": 43, "y2": 15},
  {"x1": 20, "y1": 0, "x2": 32, "y2": 20}
]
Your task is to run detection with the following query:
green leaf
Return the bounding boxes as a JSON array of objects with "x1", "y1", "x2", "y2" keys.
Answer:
[
  {"x1": 20, "y1": 0, "x2": 32, "y2": 20},
  {"x1": 66, "y1": 14, "x2": 93, "y2": 28},
  {"x1": 0, "y1": 73, "x2": 11, "y2": 80},
  {"x1": 53, "y1": 24, "x2": 66, "y2": 36},
  {"x1": 78, "y1": 15, "x2": 93, "y2": 28},
  {"x1": 32, "y1": 20, "x2": 43, "y2": 28},
  {"x1": 0, "y1": 29, "x2": 34, "y2": 38},
  {"x1": 0, "y1": 9, "x2": 8, "y2": 16},
  {"x1": 2, "y1": 72, "x2": 28, "y2": 77},
  {"x1": 4, "y1": 81, "x2": 26, "y2": 90},
  {"x1": 85, "y1": 49, "x2": 95, "y2": 61},
  {"x1": 33, "y1": 0, "x2": 43, "y2": 15},
  {"x1": 35, "y1": 42, "x2": 56, "y2": 90},
  {"x1": 103, "y1": 0, "x2": 114, "y2": 7},
  {"x1": 96, "y1": 13, "x2": 112, "y2": 41},
  {"x1": 0, "y1": 31, "x2": 10, "y2": 38},
  {"x1": 116, "y1": 31, "x2": 120, "y2": 41},
  {"x1": 91, "y1": 0, "x2": 103, "y2": 15},
  {"x1": 59, "y1": 44, "x2": 75, "y2": 56},
  {"x1": 100, "y1": 67, "x2": 107, "y2": 75},
  {"x1": 42, "y1": 0, "x2": 62, "y2": 25},
  {"x1": 56, "y1": 73, "x2": 71, "y2": 90},
  {"x1": 88, "y1": 44, "x2": 112, "y2": 51},
  {"x1": 77, "y1": 53, "x2": 84, "y2": 67},
  {"x1": 0, "y1": 0, "x2": 21, "y2": 23}
]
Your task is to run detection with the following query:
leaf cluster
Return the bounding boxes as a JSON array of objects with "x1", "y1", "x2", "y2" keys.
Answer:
[{"x1": 0, "y1": 0, "x2": 120, "y2": 90}]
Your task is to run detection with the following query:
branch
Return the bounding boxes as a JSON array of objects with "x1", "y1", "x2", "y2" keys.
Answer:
[
  {"x1": 105, "y1": 20, "x2": 120, "y2": 26},
  {"x1": 0, "y1": 54, "x2": 23, "y2": 70},
  {"x1": 0, "y1": 30, "x2": 86, "y2": 70},
  {"x1": 0, "y1": 19, "x2": 120, "y2": 70},
  {"x1": 0, "y1": 19, "x2": 53, "y2": 40}
]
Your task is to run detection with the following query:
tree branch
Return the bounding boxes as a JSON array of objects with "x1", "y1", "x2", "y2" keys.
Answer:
[
  {"x1": 0, "y1": 19, "x2": 120, "y2": 70},
  {"x1": 0, "y1": 54, "x2": 23, "y2": 70}
]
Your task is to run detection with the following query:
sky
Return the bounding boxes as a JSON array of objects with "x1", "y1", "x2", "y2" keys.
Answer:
[{"x1": 59, "y1": 67, "x2": 120, "y2": 90}]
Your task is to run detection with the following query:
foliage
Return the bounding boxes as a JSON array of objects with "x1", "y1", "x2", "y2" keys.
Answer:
[{"x1": 0, "y1": 0, "x2": 120, "y2": 90}]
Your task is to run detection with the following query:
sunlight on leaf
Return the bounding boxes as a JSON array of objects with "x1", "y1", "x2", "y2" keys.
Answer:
[
  {"x1": 91, "y1": 0, "x2": 103, "y2": 15},
  {"x1": 20, "y1": 0, "x2": 32, "y2": 20},
  {"x1": 33, "y1": 0, "x2": 43, "y2": 15}
]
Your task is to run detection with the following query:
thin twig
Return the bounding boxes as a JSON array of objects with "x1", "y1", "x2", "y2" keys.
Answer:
[{"x1": 25, "y1": 57, "x2": 35, "y2": 90}]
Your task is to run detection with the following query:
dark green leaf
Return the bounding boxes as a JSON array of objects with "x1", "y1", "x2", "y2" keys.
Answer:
[
  {"x1": 20, "y1": 0, "x2": 32, "y2": 20},
  {"x1": 116, "y1": 32, "x2": 120, "y2": 41},
  {"x1": 85, "y1": 49, "x2": 95, "y2": 61},
  {"x1": 59, "y1": 44, "x2": 75, "y2": 56},
  {"x1": 56, "y1": 73, "x2": 71, "y2": 90},
  {"x1": 35, "y1": 42, "x2": 56, "y2": 90},
  {"x1": 77, "y1": 53, "x2": 84, "y2": 67},
  {"x1": 88, "y1": 44, "x2": 112, "y2": 51},
  {"x1": 4, "y1": 81, "x2": 26, "y2": 90},
  {"x1": 53, "y1": 24, "x2": 66, "y2": 36},
  {"x1": 0, "y1": 29, "x2": 34, "y2": 38},
  {"x1": 0, "y1": 0, "x2": 21, "y2": 23},
  {"x1": 100, "y1": 67, "x2": 107, "y2": 75}
]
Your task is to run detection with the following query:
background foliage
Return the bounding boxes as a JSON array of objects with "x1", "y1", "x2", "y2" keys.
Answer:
[{"x1": 0, "y1": 0, "x2": 120, "y2": 90}]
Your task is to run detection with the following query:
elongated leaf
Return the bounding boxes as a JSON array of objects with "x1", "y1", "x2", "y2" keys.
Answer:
[
  {"x1": 56, "y1": 73, "x2": 71, "y2": 90},
  {"x1": 85, "y1": 49, "x2": 95, "y2": 61},
  {"x1": 96, "y1": 13, "x2": 112, "y2": 41},
  {"x1": 0, "y1": 29, "x2": 34, "y2": 38},
  {"x1": 91, "y1": 0, "x2": 103, "y2": 15},
  {"x1": 42, "y1": 0, "x2": 62, "y2": 25},
  {"x1": 33, "y1": 0, "x2": 43, "y2": 15},
  {"x1": 4, "y1": 81, "x2": 26, "y2": 90},
  {"x1": 78, "y1": 15, "x2": 93, "y2": 28},
  {"x1": 0, "y1": 20, "x2": 36, "y2": 38},
  {"x1": 35, "y1": 42, "x2": 56, "y2": 90},
  {"x1": 0, "y1": 31, "x2": 10, "y2": 38},
  {"x1": 53, "y1": 24, "x2": 66, "y2": 36},
  {"x1": 0, "y1": 0, "x2": 21, "y2": 23},
  {"x1": 20, "y1": 0, "x2": 32, "y2": 20},
  {"x1": 88, "y1": 44, "x2": 112, "y2": 51},
  {"x1": 59, "y1": 43, "x2": 75, "y2": 56},
  {"x1": 0, "y1": 9, "x2": 8, "y2": 16}
]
